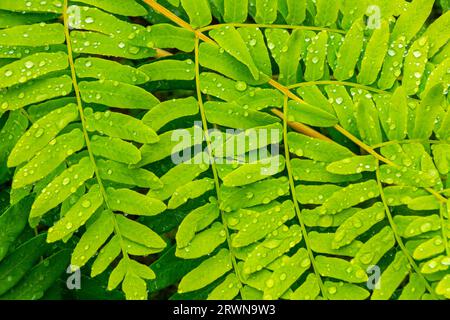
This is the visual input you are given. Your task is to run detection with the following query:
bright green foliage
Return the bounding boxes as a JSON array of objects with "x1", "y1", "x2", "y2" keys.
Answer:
[{"x1": 0, "y1": 0, "x2": 448, "y2": 302}]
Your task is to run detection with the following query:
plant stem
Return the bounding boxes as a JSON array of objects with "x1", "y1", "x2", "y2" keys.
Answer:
[
  {"x1": 376, "y1": 163, "x2": 439, "y2": 299},
  {"x1": 63, "y1": 0, "x2": 130, "y2": 263},
  {"x1": 282, "y1": 96, "x2": 328, "y2": 299},
  {"x1": 193, "y1": 37, "x2": 245, "y2": 295}
]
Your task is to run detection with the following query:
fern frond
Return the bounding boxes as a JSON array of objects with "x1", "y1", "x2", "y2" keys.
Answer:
[{"x1": 0, "y1": 0, "x2": 448, "y2": 301}]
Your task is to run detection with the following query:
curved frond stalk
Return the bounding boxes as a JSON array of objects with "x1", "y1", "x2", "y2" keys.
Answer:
[
  {"x1": 61, "y1": 0, "x2": 130, "y2": 262},
  {"x1": 376, "y1": 163, "x2": 438, "y2": 299},
  {"x1": 193, "y1": 37, "x2": 244, "y2": 293},
  {"x1": 282, "y1": 96, "x2": 327, "y2": 298}
]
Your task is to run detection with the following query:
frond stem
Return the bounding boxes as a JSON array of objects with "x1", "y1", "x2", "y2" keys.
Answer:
[
  {"x1": 199, "y1": 23, "x2": 346, "y2": 34},
  {"x1": 281, "y1": 95, "x2": 328, "y2": 299},
  {"x1": 376, "y1": 162, "x2": 438, "y2": 299},
  {"x1": 193, "y1": 37, "x2": 245, "y2": 294},
  {"x1": 63, "y1": 0, "x2": 130, "y2": 262}
]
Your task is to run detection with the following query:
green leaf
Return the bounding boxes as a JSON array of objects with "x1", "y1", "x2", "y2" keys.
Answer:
[
  {"x1": 355, "y1": 95, "x2": 383, "y2": 146},
  {"x1": 0, "y1": 52, "x2": 68, "y2": 89},
  {"x1": 142, "y1": 97, "x2": 199, "y2": 132},
  {"x1": 288, "y1": 99, "x2": 338, "y2": 127},
  {"x1": 90, "y1": 135, "x2": 141, "y2": 165},
  {"x1": 287, "y1": 132, "x2": 353, "y2": 162},
  {"x1": 13, "y1": 129, "x2": 85, "y2": 189},
  {"x1": 237, "y1": 27, "x2": 272, "y2": 77},
  {"x1": 0, "y1": 249, "x2": 70, "y2": 300},
  {"x1": 243, "y1": 225, "x2": 303, "y2": 274},
  {"x1": 71, "y1": 31, "x2": 155, "y2": 59},
  {"x1": 357, "y1": 20, "x2": 389, "y2": 85},
  {"x1": 399, "y1": 273, "x2": 426, "y2": 300},
  {"x1": 412, "y1": 84, "x2": 445, "y2": 139},
  {"x1": 262, "y1": 248, "x2": 310, "y2": 300},
  {"x1": 371, "y1": 252, "x2": 410, "y2": 300},
  {"x1": 85, "y1": 109, "x2": 158, "y2": 144},
  {"x1": 0, "y1": 75, "x2": 73, "y2": 112},
  {"x1": 29, "y1": 157, "x2": 95, "y2": 226},
  {"x1": 168, "y1": 178, "x2": 215, "y2": 209},
  {"x1": 176, "y1": 222, "x2": 227, "y2": 259},
  {"x1": 122, "y1": 272, "x2": 148, "y2": 300},
  {"x1": 316, "y1": 255, "x2": 368, "y2": 283},
  {"x1": 205, "y1": 101, "x2": 280, "y2": 129},
  {"x1": 279, "y1": 0, "x2": 306, "y2": 25},
  {"x1": 229, "y1": 201, "x2": 295, "y2": 248},
  {"x1": 131, "y1": 24, "x2": 195, "y2": 52},
  {"x1": 108, "y1": 188, "x2": 167, "y2": 216},
  {"x1": 296, "y1": 184, "x2": 342, "y2": 205},
  {"x1": 324, "y1": 281, "x2": 370, "y2": 300},
  {"x1": 178, "y1": 249, "x2": 232, "y2": 293},
  {"x1": 423, "y1": 11, "x2": 450, "y2": 56},
  {"x1": 207, "y1": 273, "x2": 240, "y2": 300},
  {"x1": 0, "y1": 196, "x2": 32, "y2": 262},
  {"x1": 91, "y1": 236, "x2": 121, "y2": 277},
  {"x1": 139, "y1": 126, "x2": 203, "y2": 166},
  {"x1": 199, "y1": 43, "x2": 268, "y2": 85},
  {"x1": 210, "y1": 26, "x2": 260, "y2": 80},
  {"x1": 254, "y1": 0, "x2": 278, "y2": 24},
  {"x1": 334, "y1": 19, "x2": 365, "y2": 80},
  {"x1": 0, "y1": 234, "x2": 47, "y2": 296},
  {"x1": 116, "y1": 215, "x2": 166, "y2": 250},
  {"x1": 74, "y1": 0, "x2": 148, "y2": 16},
  {"x1": 290, "y1": 274, "x2": 320, "y2": 300},
  {"x1": 391, "y1": 0, "x2": 434, "y2": 44},
  {"x1": 180, "y1": 0, "x2": 212, "y2": 28},
  {"x1": 304, "y1": 31, "x2": 328, "y2": 81},
  {"x1": 0, "y1": 23, "x2": 65, "y2": 46},
  {"x1": 403, "y1": 37, "x2": 429, "y2": 95},
  {"x1": 176, "y1": 202, "x2": 220, "y2": 248},
  {"x1": 309, "y1": 231, "x2": 363, "y2": 257},
  {"x1": 75, "y1": 57, "x2": 149, "y2": 85},
  {"x1": 222, "y1": 155, "x2": 285, "y2": 187},
  {"x1": 291, "y1": 159, "x2": 362, "y2": 183},
  {"x1": 0, "y1": 0, "x2": 64, "y2": 13},
  {"x1": 79, "y1": 80, "x2": 159, "y2": 110},
  {"x1": 277, "y1": 30, "x2": 305, "y2": 85},
  {"x1": 71, "y1": 210, "x2": 114, "y2": 268},
  {"x1": 47, "y1": 185, "x2": 104, "y2": 243},
  {"x1": 148, "y1": 161, "x2": 210, "y2": 201},
  {"x1": 326, "y1": 155, "x2": 377, "y2": 175},
  {"x1": 223, "y1": 0, "x2": 248, "y2": 23},
  {"x1": 378, "y1": 36, "x2": 407, "y2": 90},
  {"x1": 314, "y1": 0, "x2": 340, "y2": 27},
  {"x1": 332, "y1": 203, "x2": 386, "y2": 249},
  {"x1": 352, "y1": 226, "x2": 395, "y2": 269},
  {"x1": 139, "y1": 59, "x2": 195, "y2": 81},
  {"x1": 98, "y1": 159, "x2": 163, "y2": 189}
]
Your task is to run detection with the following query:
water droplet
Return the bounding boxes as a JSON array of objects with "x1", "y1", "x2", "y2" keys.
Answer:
[
  {"x1": 81, "y1": 200, "x2": 91, "y2": 208},
  {"x1": 235, "y1": 81, "x2": 247, "y2": 92},
  {"x1": 34, "y1": 128, "x2": 44, "y2": 138},
  {"x1": 265, "y1": 279, "x2": 274, "y2": 288},
  {"x1": 328, "y1": 286, "x2": 337, "y2": 294},
  {"x1": 412, "y1": 50, "x2": 422, "y2": 58},
  {"x1": 420, "y1": 222, "x2": 432, "y2": 233}
]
